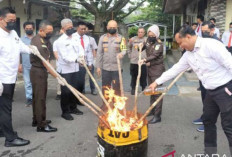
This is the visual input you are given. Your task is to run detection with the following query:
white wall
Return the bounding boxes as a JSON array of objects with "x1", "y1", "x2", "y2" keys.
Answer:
[{"x1": 0, "y1": 0, "x2": 43, "y2": 37}]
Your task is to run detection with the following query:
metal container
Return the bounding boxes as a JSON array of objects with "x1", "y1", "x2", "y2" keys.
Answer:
[{"x1": 97, "y1": 114, "x2": 148, "y2": 157}]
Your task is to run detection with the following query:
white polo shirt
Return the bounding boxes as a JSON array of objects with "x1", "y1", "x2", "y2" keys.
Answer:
[{"x1": 0, "y1": 27, "x2": 31, "y2": 84}]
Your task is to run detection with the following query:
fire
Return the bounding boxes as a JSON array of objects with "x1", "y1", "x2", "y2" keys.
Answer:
[{"x1": 104, "y1": 87, "x2": 143, "y2": 132}]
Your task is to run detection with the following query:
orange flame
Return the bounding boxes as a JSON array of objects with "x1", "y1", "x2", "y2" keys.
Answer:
[{"x1": 104, "y1": 88, "x2": 143, "y2": 132}]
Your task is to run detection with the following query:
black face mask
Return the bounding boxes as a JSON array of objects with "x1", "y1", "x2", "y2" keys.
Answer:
[
  {"x1": 5, "y1": 21, "x2": 16, "y2": 31},
  {"x1": 66, "y1": 28, "x2": 74, "y2": 36},
  {"x1": 25, "y1": 30, "x2": 33, "y2": 35},
  {"x1": 202, "y1": 31, "x2": 211, "y2": 38},
  {"x1": 108, "y1": 29, "x2": 117, "y2": 35},
  {"x1": 45, "y1": 33, "x2": 52, "y2": 40},
  {"x1": 148, "y1": 37, "x2": 157, "y2": 43}
]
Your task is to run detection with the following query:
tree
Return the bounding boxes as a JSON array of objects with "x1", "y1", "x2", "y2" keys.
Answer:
[{"x1": 72, "y1": 0, "x2": 147, "y2": 33}]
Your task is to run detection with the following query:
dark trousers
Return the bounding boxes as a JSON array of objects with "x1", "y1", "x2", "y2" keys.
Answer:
[
  {"x1": 200, "y1": 81, "x2": 207, "y2": 120},
  {"x1": 148, "y1": 75, "x2": 163, "y2": 117},
  {"x1": 202, "y1": 80, "x2": 232, "y2": 156},
  {"x1": 89, "y1": 65, "x2": 95, "y2": 91},
  {"x1": 30, "y1": 67, "x2": 48, "y2": 128},
  {"x1": 60, "y1": 72, "x2": 81, "y2": 114},
  {"x1": 130, "y1": 64, "x2": 147, "y2": 90},
  {"x1": 102, "y1": 69, "x2": 121, "y2": 97},
  {"x1": 0, "y1": 84, "x2": 18, "y2": 141},
  {"x1": 79, "y1": 66, "x2": 86, "y2": 93}
]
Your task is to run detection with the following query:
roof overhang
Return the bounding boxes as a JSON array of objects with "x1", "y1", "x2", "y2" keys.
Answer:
[{"x1": 162, "y1": 0, "x2": 197, "y2": 14}]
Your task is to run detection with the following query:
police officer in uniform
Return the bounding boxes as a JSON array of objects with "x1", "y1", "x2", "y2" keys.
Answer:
[
  {"x1": 139, "y1": 25, "x2": 165, "y2": 124},
  {"x1": 30, "y1": 20, "x2": 57, "y2": 132},
  {"x1": 128, "y1": 27, "x2": 147, "y2": 95},
  {"x1": 96, "y1": 20, "x2": 127, "y2": 109}
]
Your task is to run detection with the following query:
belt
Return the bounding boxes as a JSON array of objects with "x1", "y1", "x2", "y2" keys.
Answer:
[{"x1": 209, "y1": 80, "x2": 232, "y2": 91}]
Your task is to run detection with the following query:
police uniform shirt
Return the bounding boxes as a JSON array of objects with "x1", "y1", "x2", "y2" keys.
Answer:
[
  {"x1": 96, "y1": 33, "x2": 126, "y2": 71},
  {"x1": 72, "y1": 32, "x2": 93, "y2": 66},
  {"x1": 156, "y1": 37, "x2": 232, "y2": 90},
  {"x1": 55, "y1": 33, "x2": 85, "y2": 74},
  {"x1": 128, "y1": 36, "x2": 147, "y2": 64},
  {"x1": 0, "y1": 27, "x2": 31, "y2": 84},
  {"x1": 30, "y1": 34, "x2": 51, "y2": 68}
]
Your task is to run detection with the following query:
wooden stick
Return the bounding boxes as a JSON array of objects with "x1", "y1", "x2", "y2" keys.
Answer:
[
  {"x1": 117, "y1": 56, "x2": 126, "y2": 117},
  {"x1": 29, "y1": 46, "x2": 109, "y2": 127},
  {"x1": 133, "y1": 44, "x2": 143, "y2": 119},
  {"x1": 136, "y1": 69, "x2": 188, "y2": 124},
  {"x1": 82, "y1": 63, "x2": 112, "y2": 112}
]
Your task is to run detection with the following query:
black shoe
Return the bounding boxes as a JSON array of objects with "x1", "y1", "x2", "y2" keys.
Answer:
[
  {"x1": 37, "y1": 125, "x2": 57, "y2": 132},
  {"x1": 91, "y1": 90, "x2": 97, "y2": 95},
  {"x1": 61, "y1": 113, "x2": 74, "y2": 120},
  {"x1": 25, "y1": 99, "x2": 32, "y2": 107},
  {"x1": 76, "y1": 103, "x2": 84, "y2": 106},
  {"x1": 70, "y1": 108, "x2": 83, "y2": 115},
  {"x1": 149, "y1": 116, "x2": 161, "y2": 124},
  {"x1": 131, "y1": 89, "x2": 135, "y2": 95},
  {"x1": 5, "y1": 137, "x2": 30, "y2": 147},
  {"x1": 32, "y1": 120, "x2": 52, "y2": 127},
  {"x1": 55, "y1": 95, "x2": 61, "y2": 100}
]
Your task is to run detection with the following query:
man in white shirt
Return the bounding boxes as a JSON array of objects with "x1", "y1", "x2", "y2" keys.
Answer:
[
  {"x1": 0, "y1": 7, "x2": 31, "y2": 147},
  {"x1": 149, "y1": 25, "x2": 232, "y2": 156},
  {"x1": 222, "y1": 22, "x2": 232, "y2": 53},
  {"x1": 210, "y1": 18, "x2": 220, "y2": 38},
  {"x1": 55, "y1": 19, "x2": 85, "y2": 120},
  {"x1": 85, "y1": 23, "x2": 98, "y2": 95},
  {"x1": 195, "y1": 15, "x2": 204, "y2": 37},
  {"x1": 73, "y1": 21, "x2": 93, "y2": 96}
]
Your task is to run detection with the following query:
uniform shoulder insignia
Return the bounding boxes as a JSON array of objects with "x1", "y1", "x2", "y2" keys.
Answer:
[{"x1": 155, "y1": 44, "x2": 161, "y2": 50}]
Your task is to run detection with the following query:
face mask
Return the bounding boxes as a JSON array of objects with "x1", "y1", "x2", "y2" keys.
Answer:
[
  {"x1": 229, "y1": 28, "x2": 232, "y2": 32},
  {"x1": 148, "y1": 37, "x2": 157, "y2": 43},
  {"x1": 25, "y1": 30, "x2": 33, "y2": 35},
  {"x1": 5, "y1": 21, "x2": 16, "y2": 31},
  {"x1": 202, "y1": 31, "x2": 211, "y2": 38},
  {"x1": 45, "y1": 32, "x2": 52, "y2": 40},
  {"x1": 108, "y1": 29, "x2": 117, "y2": 35},
  {"x1": 66, "y1": 28, "x2": 74, "y2": 36}
]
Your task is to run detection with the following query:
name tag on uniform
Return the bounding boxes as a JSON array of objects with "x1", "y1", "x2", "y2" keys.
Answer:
[
  {"x1": 42, "y1": 45, "x2": 47, "y2": 48},
  {"x1": 155, "y1": 45, "x2": 160, "y2": 50}
]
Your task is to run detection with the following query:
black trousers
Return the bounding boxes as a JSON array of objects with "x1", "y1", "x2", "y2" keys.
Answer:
[
  {"x1": 200, "y1": 81, "x2": 207, "y2": 120},
  {"x1": 102, "y1": 70, "x2": 121, "y2": 96},
  {"x1": 0, "y1": 84, "x2": 18, "y2": 141},
  {"x1": 79, "y1": 66, "x2": 86, "y2": 93},
  {"x1": 202, "y1": 80, "x2": 232, "y2": 156},
  {"x1": 130, "y1": 64, "x2": 147, "y2": 90},
  {"x1": 30, "y1": 67, "x2": 48, "y2": 128},
  {"x1": 60, "y1": 72, "x2": 81, "y2": 114}
]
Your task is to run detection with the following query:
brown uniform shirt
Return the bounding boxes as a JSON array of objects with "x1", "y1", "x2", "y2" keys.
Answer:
[
  {"x1": 30, "y1": 34, "x2": 51, "y2": 68},
  {"x1": 145, "y1": 41, "x2": 165, "y2": 78}
]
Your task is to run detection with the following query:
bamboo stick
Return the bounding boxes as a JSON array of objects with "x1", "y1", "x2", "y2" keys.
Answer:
[
  {"x1": 117, "y1": 56, "x2": 126, "y2": 117},
  {"x1": 82, "y1": 62, "x2": 112, "y2": 112},
  {"x1": 133, "y1": 44, "x2": 143, "y2": 119},
  {"x1": 136, "y1": 69, "x2": 188, "y2": 124},
  {"x1": 29, "y1": 46, "x2": 110, "y2": 128}
]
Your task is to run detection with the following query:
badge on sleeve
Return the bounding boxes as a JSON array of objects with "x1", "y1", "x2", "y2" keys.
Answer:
[{"x1": 155, "y1": 45, "x2": 160, "y2": 50}]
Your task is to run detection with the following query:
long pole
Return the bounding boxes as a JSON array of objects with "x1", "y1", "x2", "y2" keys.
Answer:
[
  {"x1": 136, "y1": 69, "x2": 188, "y2": 124},
  {"x1": 29, "y1": 46, "x2": 110, "y2": 128},
  {"x1": 133, "y1": 44, "x2": 143, "y2": 119},
  {"x1": 83, "y1": 63, "x2": 112, "y2": 112},
  {"x1": 117, "y1": 56, "x2": 126, "y2": 117}
]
